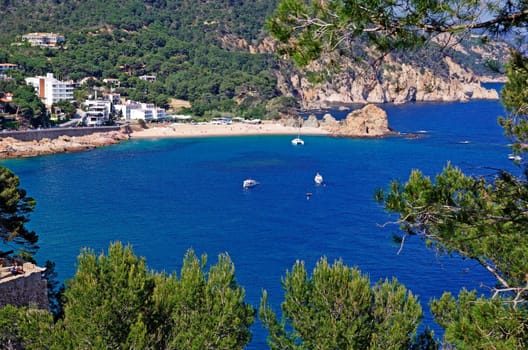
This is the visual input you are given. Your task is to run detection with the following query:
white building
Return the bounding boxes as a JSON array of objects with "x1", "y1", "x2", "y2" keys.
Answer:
[
  {"x1": 139, "y1": 75, "x2": 156, "y2": 82},
  {"x1": 114, "y1": 101, "x2": 167, "y2": 121},
  {"x1": 22, "y1": 33, "x2": 65, "y2": 47},
  {"x1": 82, "y1": 100, "x2": 112, "y2": 126},
  {"x1": 25, "y1": 73, "x2": 74, "y2": 107}
]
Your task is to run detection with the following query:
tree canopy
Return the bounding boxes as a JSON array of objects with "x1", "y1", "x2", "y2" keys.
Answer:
[
  {"x1": 267, "y1": 0, "x2": 528, "y2": 66},
  {"x1": 0, "y1": 1, "x2": 289, "y2": 119},
  {"x1": 0, "y1": 166, "x2": 38, "y2": 260},
  {"x1": 259, "y1": 257, "x2": 429, "y2": 349},
  {"x1": 57, "y1": 242, "x2": 253, "y2": 349}
]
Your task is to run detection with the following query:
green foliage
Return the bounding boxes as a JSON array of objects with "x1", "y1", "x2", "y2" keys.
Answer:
[
  {"x1": 52, "y1": 100, "x2": 76, "y2": 120},
  {"x1": 59, "y1": 242, "x2": 155, "y2": 348},
  {"x1": 499, "y1": 50, "x2": 528, "y2": 153},
  {"x1": 11, "y1": 84, "x2": 47, "y2": 128},
  {"x1": 430, "y1": 290, "x2": 528, "y2": 349},
  {"x1": 0, "y1": 1, "x2": 283, "y2": 119},
  {"x1": 259, "y1": 257, "x2": 424, "y2": 349},
  {"x1": 273, "y1": 1, "x2": 528, "y2": 347},
  {"x1": 378, "y1": 163, "x2": 528, "y2": 293},
  {"x1": 377, "y1": 162, "x2": 528, "y2": 347},
  {"x1": 46, "y1": 242, "x2": 255, "y2": 349},
  {"x1": 159, "y1": 250, "x2": 255, "y2": 349},
  {"x1": 0, "y1": 166, "x2": 38, "y2": 259},
  {"x1": 267, "y1": 0, "x2": 527, "y2": 67},
  {"x1": 0, "y1": 305, "x2": 55, "y2": 350}
]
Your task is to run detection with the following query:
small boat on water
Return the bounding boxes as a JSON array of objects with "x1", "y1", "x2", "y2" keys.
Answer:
[
  {"x1": 314, "y1": 172, "x2": 323, "y2": 185},
  {"x1": 508, "y1": 154, "x2": 522, "y2": 162},
  {"x1": 291, "y1": 117, "x2": 304, "y2": 145},
  {"x1": 243, "y1": 179, "x2": 259, "y2": 189},
  {"x1": 291, "y1": 137, "x2": 304, "y2": 145}
]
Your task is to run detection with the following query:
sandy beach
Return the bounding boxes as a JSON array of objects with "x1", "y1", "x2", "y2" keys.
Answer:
[
  {"x1": 0, "y1": 122, "x2": 331, "y2": 159},
  {"x1": 130, "y1": 121, "x2": 330, "y2": 139}
]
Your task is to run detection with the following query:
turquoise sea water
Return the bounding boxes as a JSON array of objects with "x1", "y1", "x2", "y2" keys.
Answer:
[{"x1": 1, "y1": 95, "x2": 518, "y2": 348}]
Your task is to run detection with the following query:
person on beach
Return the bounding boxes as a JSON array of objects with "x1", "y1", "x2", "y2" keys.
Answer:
[{"x1": 10, "y1": 261, "x2": 24, "y2": 275}]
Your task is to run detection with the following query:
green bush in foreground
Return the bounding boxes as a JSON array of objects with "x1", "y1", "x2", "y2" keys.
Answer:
[
  {"x1": 259, "y1": 257, "x2": 429, "y2": 350},
  {"x1": 0, "y1": 242, "x2": 255, "y2": 349}
]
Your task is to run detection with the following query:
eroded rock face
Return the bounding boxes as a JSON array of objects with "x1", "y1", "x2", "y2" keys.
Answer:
[
  {"x1": 276, "y1": 53, "x2": 500, "y2": 110},
  {"x1": 325, "y1": 104, "x2": 394, "y2": 137},
  {"x1": 304, "y1": 114, "x2": 319, "y2": 128},
  {"x1": 282, "y1": 105, "x2": 394, "y2": 137}
]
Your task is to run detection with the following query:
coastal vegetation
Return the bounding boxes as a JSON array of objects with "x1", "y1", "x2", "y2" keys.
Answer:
[
  {"x1": 0, "y1": 1, "x2": 284, "y2": 119},
  {"x1": 0, "y1": 1, "x2": 527, "y2": 349},
  {"x1": 0, "y1": 167, "x2": 38, "y2": 261},
  {"x1": 0, "y1": 240, "x2": 438, "y2": 349},
  {"x1": 259, "y1": 258, "x2": 430, "y2": 349},
  {"x1": 268, "y1": 0, "x2": 528, "y2": 348},
  {"x1": 0, "y1": 0, "x2": 509, "y2": 125},
  {"x1": 0, "y1": 242, "x2": 255, "y2": 348}
]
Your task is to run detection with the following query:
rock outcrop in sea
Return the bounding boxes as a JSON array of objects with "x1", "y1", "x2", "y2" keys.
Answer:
[
  {"x1": 334, "y1": 104, "x2": 393, "y2": 137},
  {"x1": 284, "y1": 104, "x2": 395, "y2": 138},
  {"x1": 323, "y1": 104, "x2": 395, "y2": 137}
]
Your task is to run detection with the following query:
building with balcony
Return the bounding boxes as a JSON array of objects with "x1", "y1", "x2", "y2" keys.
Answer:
[
  {"x1": 114, "y1": 100, "x2": 168, "y2": 121},
  {"x1": 25, "y1": 73, "x2": 74, "y2": 107},
  {"x1": 82, "y1": 99, "x2": 112, "y2": 126},
  {"x1": 22, "y1": 32, "x2": 65, "y2": 47}
]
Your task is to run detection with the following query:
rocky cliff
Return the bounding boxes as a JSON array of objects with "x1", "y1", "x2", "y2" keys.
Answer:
[
  {"x1": 243, "y1": 35, "x2": 505, "y2": 110},
  {"x1": 0, "y1": 263, "x2": 48, "y2": 309},
  {"x1": 276, "y1": 53, "x2": 499, "y2": 110}
]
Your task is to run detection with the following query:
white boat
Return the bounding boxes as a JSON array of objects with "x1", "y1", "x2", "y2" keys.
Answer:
[
  {"x1": 291, "y1": 137, "x2": 304, "y2": 145},
  {"x1": 314, "y1": 172, "x2": 323, "y2": 185},
  {"x1": 243, "y1": 179, "x2": 259, "y2": 189},
  {"x1": 508, "y1": 154, "x2": 522, "y2": 162},
  {"x1": 291, "y1": 117, "x2": 304, "y2": 145}
]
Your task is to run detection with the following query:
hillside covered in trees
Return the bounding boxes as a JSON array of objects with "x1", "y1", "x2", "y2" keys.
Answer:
[
  {"x1": 0, "y1": 0, "x2": 286, "y2": 118},
  {"x1": 0, "y1": 0, "x2": 510, "y2": 118}
]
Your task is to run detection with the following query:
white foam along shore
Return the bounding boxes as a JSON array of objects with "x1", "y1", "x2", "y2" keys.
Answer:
[{"x1": 129, "y1": 121, "x2": 330, "y2": 139}]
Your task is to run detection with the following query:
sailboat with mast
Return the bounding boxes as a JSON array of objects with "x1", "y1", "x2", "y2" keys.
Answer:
[{"x1": 291, "y1": 117, "x2": 304, "y2": 145}]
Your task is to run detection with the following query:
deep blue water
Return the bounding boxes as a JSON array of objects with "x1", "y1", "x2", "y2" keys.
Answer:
[{"x1": 1, "y1": 96, "x2": 518, "y2": 348}]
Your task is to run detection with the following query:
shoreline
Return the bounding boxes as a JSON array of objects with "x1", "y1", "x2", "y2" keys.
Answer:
[
  {"x1": 129, "y1": 121, "x2": 331, "y2": 139},
  {"x1": 0, "y1": 122, "x2": 331, "y2": 160}
]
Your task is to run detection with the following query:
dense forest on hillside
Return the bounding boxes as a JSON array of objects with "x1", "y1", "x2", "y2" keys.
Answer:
[
  {"x1": 0, "y1": 0, "x2": 508, "y2": 120},
  {"x1": 0, "y1": 0, "x2": 288, "y2": 118},
  {"x1": 0, "y1": 0, "x2": 277, "y2": 44}
]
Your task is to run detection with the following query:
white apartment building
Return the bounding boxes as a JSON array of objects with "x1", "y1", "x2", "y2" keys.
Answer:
[
  {"x1": 22, "y1": 33, "x2": 65, "y2": 47},
  {"x1": 25, "y1": 73, "x2": 74, "y2": 107},
  {"x1": 83, "y1": 100, "x2": 112, "y2": 126},
  {"x1": 114, "y1": 101, "x2": 167, "y2": 121}
]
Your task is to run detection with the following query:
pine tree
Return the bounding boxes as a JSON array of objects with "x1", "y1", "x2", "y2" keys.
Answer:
[{"x1": 0, "y1": 166, "x2": 38, "y2": 261}]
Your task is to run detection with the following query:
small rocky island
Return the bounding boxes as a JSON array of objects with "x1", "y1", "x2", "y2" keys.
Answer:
[{"x1": 285, "y1": 104, "x2": 396, "y2": 137}]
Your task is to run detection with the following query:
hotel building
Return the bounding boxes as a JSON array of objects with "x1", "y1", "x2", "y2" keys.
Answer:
[{"x1": 25, "y1": 73, "x2": 74, "y2": 107}]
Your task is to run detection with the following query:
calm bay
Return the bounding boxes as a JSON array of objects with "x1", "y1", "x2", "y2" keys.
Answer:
[{"x1": 0, "y1": 95, "x2": 516, "y2": 348}]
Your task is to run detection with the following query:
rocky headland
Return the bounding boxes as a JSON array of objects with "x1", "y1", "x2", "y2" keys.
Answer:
[
  {"x1": 0, "y1": 131, "x2": 128, "y2": 159},
  {"x1": 241, "y1": 35, "x2": 507, "y2": 110},
  {"x1": 276, "y1": 54, "x2": 500, "y2": 110}
]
